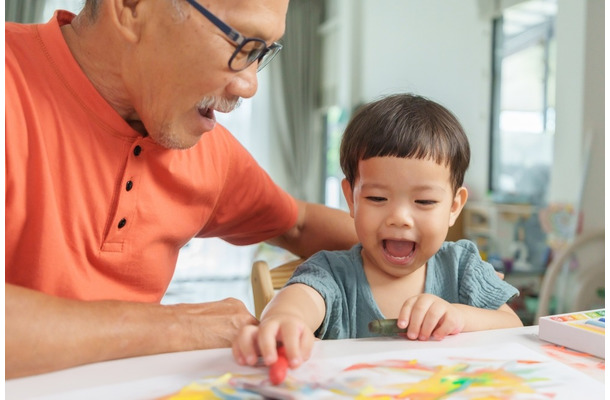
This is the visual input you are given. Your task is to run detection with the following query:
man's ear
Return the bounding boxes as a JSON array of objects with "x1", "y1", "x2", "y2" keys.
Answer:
[
  {"x1": 112, "y1": 0, "x2": 145, "y2": 43},
  {"x1": 449, "y1": 186, "x2": 468, "y2": 227},
  {"x1": 341, "y1": 178, "x2": 355, "y2": 218}
]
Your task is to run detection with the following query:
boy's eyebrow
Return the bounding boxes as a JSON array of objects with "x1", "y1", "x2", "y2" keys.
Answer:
[
  {"x1": 360, "y1": 182, "x2": 389, "y2": 190},
  {"x1": 361, "y1": 182, "x2": 448, "y2": 193},
  {"x1": 410, "y1": 184, "x2": 448, "y2": 193}
]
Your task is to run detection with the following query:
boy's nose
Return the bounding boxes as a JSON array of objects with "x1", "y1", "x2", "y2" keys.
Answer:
[{"x1": 387, "y1": 205, "x2": 414, "y2": 227}]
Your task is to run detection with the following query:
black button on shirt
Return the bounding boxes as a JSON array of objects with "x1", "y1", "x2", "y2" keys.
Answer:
[
  {"x1": 126, "y1": 181, "x2": 133, "y2": 191},
  {"x1": 133, "y1": 145, "x2": 142, "y2": 156},
  {"x1": 118, "y1": 218, "x2": 127, "y2": 229}
]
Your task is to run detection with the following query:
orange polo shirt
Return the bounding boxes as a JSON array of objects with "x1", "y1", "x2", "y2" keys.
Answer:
[{"x1": 5, "y1": 12, "x2": 298, "y2": 302}]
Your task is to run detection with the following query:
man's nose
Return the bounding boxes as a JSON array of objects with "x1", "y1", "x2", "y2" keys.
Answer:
[{"x1": 226, "y1": 64, "x2": 259, "y2": 99}]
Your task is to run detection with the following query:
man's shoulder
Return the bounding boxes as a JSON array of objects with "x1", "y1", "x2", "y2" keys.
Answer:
[
  {"x1": 6, "y1": 22, "x2": 37, "y2": 65},
  {"x1": 5, "y1": 21, "x2": 34, "y2": 38}
]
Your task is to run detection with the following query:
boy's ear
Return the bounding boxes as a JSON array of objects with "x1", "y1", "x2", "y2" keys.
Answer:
[
  {"x1": 449, "y1": 186, "x2": 468, "y2": 227},
  {"x1": 341, "y1": 179, "x2": 355, "y2": 218}
]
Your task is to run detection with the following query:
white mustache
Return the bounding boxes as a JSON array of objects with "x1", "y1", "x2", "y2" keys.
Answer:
[{"x1": 197, "y1": 97, "x2": 241, "y2": 114}]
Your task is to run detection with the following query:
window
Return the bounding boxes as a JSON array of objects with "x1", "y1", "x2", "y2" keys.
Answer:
[
  {"x1": 489, "y1": 0, "x2": 557, "y2": 205},
  {"x1": 322, "y1": 106, "x2": 349, "y2": 209},
  {"x1": 41, "y1": 0, "x2": 83, "y2": 20}
]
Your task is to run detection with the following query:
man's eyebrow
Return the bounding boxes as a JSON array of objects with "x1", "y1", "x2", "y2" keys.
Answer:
[{"x1": 232, "y1": 16, "x2": 284, "y2": 43}]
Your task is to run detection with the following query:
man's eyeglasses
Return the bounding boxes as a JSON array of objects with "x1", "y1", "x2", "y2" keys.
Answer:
[{"x1": 185, "y1": 0, "x2": 283, "y2": 72}]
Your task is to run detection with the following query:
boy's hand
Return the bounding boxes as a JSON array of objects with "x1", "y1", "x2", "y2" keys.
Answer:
[
  {"x1": 397, "y1": 294, "x2": 465, "y2": 341},
  {"x1": 231, "y1": 315, "x2": 315, "y2": 370}
]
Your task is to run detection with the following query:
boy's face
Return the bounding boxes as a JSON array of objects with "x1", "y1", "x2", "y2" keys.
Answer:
[{"x1": 341, "y1": 156, "x2": 467, "y2": 278}]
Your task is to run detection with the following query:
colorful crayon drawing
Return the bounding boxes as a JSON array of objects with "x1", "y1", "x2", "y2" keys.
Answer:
[
  {"x1": 542, "y1": 344, "x2": 605, "y2": 373},
  {"x1": 160, "y1": 344, "x2": 603, "y2": 400}
]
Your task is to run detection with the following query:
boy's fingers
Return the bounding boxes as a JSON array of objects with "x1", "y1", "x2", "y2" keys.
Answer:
[
  {"x1": 231, "y1": 344, "x2": 245, "y2": 365},
  {"x1": 418, "y1": 314, "x2": 439, "y2": 340},
  {"x1": 300, "y1": 329, "x2": 314, "y2": 362},
  {"x1": 419, "y1": 302, "x2": 447, "y2": 340},
  {"x1": 257, "y1": 323, "x2": 281, "y2": 365},
  {"x1": 406, "y1": 300, "x2": 430, "y2": 340},
  {"x1": 431, "y1": 318, "x2": 454, "y2": 340},
  {"x1": 397, "y1": 297, "x2": 416, "y2": 329},
  {"x1": 277, "y1": 323, "x2": 306, "y2": 368},
  {"x1": 233, "y1": 325, "x2": 262, "y2": 365}
]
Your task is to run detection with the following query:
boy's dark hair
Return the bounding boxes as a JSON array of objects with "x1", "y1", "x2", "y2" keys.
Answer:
[{"x1": 340, "y1": 93, "x2": 470, "y2": 194}]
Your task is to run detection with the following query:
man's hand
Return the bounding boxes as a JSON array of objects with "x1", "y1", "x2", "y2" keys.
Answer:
[
  {"x1": 167, "y1": 298, "x2": 258, "y2": 349},
  {"x1": 6, "y1": 284, "x2": 257, "y2": 378}
]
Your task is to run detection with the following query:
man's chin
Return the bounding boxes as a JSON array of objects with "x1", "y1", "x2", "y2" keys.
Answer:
[{"x1": 154, "y1": 133, "x2": 201, "y2": 150}]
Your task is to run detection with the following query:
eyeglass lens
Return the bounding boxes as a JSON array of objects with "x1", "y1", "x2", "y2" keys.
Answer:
[
  {"x1": 256, "y1": 46, "x2": 280, "y2": 72},
  {"x1": 231, "y1": 39, "x2": 270, "y2": 71}
]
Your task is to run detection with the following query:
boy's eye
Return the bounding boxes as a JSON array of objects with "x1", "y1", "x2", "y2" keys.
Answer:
[
  {"x1": 366, "y1": 196, "x2": 386, "y2": 202},
  {"x1": 415, "y1": 200, "x2": 437, "y2": 205}
]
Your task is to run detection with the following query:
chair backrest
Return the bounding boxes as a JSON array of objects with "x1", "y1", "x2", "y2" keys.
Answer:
[
  {"x1": 251, "y1": 258, "x2": 304, "y2": 319},
  {"x1": 535, "y1": 229, "x2": 605, "y2": 322}
]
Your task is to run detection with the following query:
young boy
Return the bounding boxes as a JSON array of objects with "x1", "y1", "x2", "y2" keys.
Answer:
[{"x1": 233, "y1": 94, "x2": 522, "y2": 369}]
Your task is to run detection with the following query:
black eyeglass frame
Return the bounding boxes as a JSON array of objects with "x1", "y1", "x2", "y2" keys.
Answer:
[{"x1": 185, "y1": 0, "x2": 283, "y2": 72}]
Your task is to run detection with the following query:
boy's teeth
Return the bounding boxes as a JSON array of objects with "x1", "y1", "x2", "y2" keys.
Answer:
[{"x1": 384, "y1": 240, "x2": 415, "y2": 258}]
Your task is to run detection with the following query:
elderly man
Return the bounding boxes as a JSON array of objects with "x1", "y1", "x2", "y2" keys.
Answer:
[{"x1": 6, "y1": 0, "x2": 357, "y2": 378}]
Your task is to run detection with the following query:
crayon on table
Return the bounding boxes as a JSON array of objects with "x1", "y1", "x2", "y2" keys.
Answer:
[
  {"x1": 269, "y1": 346, "x2": 289, "y2": 385},
  {"x1": 368, "y1": 319, "x2": 407, "y2": 336}
]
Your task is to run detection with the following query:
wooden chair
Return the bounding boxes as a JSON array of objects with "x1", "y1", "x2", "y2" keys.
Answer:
[
  {"x1": 251, "y1": 258, "x2": 304, "y2": 319},
  {"x1": 535, "y1": 229, "x2": 605, "y2": 322}
]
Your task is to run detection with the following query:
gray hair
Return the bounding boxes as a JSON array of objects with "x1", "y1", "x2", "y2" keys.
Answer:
[{"x1": 83, "y1": 0, "x2": 185, "y2": 21}]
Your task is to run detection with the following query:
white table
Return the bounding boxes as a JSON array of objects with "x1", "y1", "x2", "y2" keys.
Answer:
[{"x1": 6, "y1": 325, "x2": 604, "y2": 399}]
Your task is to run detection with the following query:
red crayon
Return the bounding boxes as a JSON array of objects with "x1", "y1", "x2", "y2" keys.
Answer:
[{"x1": 269, "y1": 346, "x2": 289, "y2": 385}]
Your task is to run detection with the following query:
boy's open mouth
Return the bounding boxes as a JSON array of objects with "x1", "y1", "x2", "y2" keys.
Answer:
[{"x1": 383, "y1": 239, "x2": 416, "y2": 260}]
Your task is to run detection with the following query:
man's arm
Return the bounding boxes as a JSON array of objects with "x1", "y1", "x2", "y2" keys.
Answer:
[
  {"x1": 267, "y1": 200, "x2": 358, "y2": 257},
  {"x1": 5, "y1": 283, "x2": 257, "y2": 379}
]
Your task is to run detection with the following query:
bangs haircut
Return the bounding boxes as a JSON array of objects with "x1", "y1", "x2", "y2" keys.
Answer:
[{"x1": 340, "y1": 94, "x2": 470, "y2": 193}]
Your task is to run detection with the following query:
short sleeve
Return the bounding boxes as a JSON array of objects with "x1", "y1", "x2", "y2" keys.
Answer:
[
  {"x1": 284, "y1": 246, "x2": 380, "y2": 339},
  {"x1": 286, "y1": 251, "x2": 347, "y2": 339},
  {"x1": 196, "y1": 128, "x2": 298, "y2": 245},
  {"x1": 455, "y1": 241, "x2": 519, "y2": 309}
]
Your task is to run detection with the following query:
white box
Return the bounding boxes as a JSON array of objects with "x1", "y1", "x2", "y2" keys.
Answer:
[{"x1": 538, "y1": 309, "x2": 605, "y2": 359}]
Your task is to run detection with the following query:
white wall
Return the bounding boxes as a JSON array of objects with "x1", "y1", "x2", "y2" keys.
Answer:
[
  {"x1": 355, "y1": 0, "x2": 493, "y2": 201},
  {"x1": 330, "y1": 0, "x2": 604, "y2": 230},
  {"x1": 549, "y1": 0, "x2": 604, "y2": 232}
]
